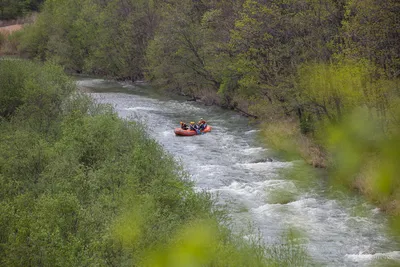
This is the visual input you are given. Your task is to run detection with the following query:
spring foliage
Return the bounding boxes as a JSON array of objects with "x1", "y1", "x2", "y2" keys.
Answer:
[
  {"x1": 0, "y1": 59, "x2": 310, "y2": 266},
  {"x1": 6, "y1": 0, "x2": 400, "y2": 231}
]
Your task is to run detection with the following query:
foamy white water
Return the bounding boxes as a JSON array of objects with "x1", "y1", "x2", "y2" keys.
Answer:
[{"x1": 79, "y1": 78, "x2": 400, "y2": 267}]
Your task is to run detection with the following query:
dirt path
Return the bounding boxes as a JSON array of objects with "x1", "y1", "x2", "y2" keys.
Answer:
[{"x1": 0, "y1": 24, "x2": 23, "y2": 35}]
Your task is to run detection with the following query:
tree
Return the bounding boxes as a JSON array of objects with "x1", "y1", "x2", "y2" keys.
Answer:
[
  {"x1": 226, "y1": 0, "x2": 347, "y2": 119},
  {"x1": 340, "y1": 0, "x2": 400, "y2": 79},
  {"x1": 0, "y1": 0, "x2": 44, "y2": 20}
]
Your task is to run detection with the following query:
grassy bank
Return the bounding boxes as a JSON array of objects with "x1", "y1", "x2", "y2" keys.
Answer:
[
  {"x1": 0, "y1": 59, "x2": 310, "y2": 266},
  {"x1": 2, "y1": 0, "x2": 399, "y2": 258},
  {"x1": 259, "y1": 109, "x2": 400, "y2": 217},
  {"x1": 259, "y1": 120, "x2": 327, "y2": 168}
]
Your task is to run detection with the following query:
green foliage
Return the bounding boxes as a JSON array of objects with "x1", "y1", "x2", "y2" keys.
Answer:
[
  {"x1": 17, "y1": 20, "x2": 47, "y2": 59},
  {"x1": 321, "y1": 104, "x2": 400, "y2": 236},
  {"x1": 5, "y1": 0, "x2": 400, "y2": 263},
  {"x1": 222, "y1": 0, "x2": 346, "y2": 116},
  {"x1": 0, "y1": 59, "x2": 73, "y2": 120},
  {"x1": 15, "y1": 0, "x2": 399, "y2": 114},
  {"x1": 146, "y1": 0, "x2": 226, "y2": 97},
  {"x1": 326, "y1": 107, "x2": 400, "y2": 199},
  {"x1": 298, "y1": 61, "x2": 384, "y2": 123},
  {"x1": 0, "y1": 0, "x2": 43, "y2": 20},
  {"x1": 260, "y1": 121, "x2": 301, "y2": 160},
  {"x1": 340, "y1": 0, "x2": 400, "y2": 79},
  {"x1": 1, "y1": 59, "x2": 310, "y2": 266}
]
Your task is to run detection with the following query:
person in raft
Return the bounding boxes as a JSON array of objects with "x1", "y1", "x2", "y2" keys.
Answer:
[
  {"x1": 180, "y1": 121, "x2": 188, "y2": 130},
  {"x1": 189, "y1": 122, "x2": 200, "y2": 133},
  {"x1": 198, "y1": 118, "x2": 207, "y2": 130}
]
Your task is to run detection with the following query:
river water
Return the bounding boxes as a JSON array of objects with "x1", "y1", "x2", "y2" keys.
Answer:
[{"x1": 78, "y1": 78, "x2": 400, "y2": 266}]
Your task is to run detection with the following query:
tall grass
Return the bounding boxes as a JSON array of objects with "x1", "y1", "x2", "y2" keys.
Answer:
[{"x1": 260, "y1": 120, "x2": 327, "y2": 168}]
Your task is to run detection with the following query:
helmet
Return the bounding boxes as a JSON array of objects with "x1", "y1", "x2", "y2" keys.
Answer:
[
  {"x1": 190, "y1": 122, "x2": 195, "y2": 124},
  {"x1": 180, "y1": 121, "x2": 183, "y2": 125},
  {"x1": 200, "y1": 118, "x2": 203, "y2": 120}
]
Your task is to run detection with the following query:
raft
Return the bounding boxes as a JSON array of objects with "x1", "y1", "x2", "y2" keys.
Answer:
[{"x1": 174, "y1": 125, "x2": 212, "y2": 136}]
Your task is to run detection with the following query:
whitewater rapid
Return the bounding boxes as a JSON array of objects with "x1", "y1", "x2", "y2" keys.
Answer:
[{"x1": 78, "y1": 78, "x2": 400, "y2": 266}]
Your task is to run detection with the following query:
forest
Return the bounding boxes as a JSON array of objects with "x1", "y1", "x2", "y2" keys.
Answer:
[{"x1": 0, "y1": 0, "x2": 400, "y2": 264}]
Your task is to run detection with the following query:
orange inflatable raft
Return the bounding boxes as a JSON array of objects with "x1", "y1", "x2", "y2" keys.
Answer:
[{"x1": 174, "y1": 125, "x2": 212, "y2": 136}]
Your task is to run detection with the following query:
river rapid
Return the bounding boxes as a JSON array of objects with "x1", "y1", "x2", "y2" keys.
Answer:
[{"x1": 78, "y1": 78, "x2": 400, "y2": 266}]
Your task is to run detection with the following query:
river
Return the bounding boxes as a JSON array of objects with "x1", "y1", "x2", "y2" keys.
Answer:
[{"x1": 78, "y1": 78, "x2": 400, "y2": 266}]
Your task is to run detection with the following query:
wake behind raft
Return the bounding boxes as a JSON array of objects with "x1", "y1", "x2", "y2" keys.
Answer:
[{"x1": 174, "y1": 125, "x2": 212, "y2": 136}]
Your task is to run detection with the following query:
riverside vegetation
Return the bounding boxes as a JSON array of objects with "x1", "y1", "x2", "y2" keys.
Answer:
[
  {"x1": 5, "y1": 0, "x2": 399, "y2": 214},
  {"x1": 0, "y1": 59, "x2": 310, "y2": 266},
  {"x1": 0, "y1": 0, "x2": 399, "y2": 257},
  {"x1": 0, "y1": 0, "x2": 43, "y2": 21}
]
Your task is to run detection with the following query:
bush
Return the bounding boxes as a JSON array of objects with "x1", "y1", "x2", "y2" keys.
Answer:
[{"x1": 0, "y1": 60, "x2": 74, "y2": 126}]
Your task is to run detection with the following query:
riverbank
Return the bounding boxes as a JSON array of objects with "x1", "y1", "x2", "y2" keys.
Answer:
[
  {"x1": 5, "y1": 0, "x2": 400, "y2": 219},
  {"x1": 75, "y1": 71, "x2": 400, "y2": 218},
  {"x1": 1, "y1": 58, "x2": 311, "y2": 267},
  {"x1": 182, "y1": 86, "x2": 400, "y2": 218},
  {"x1": 86, "y1": 76, "x2": 400, "y2": 266},
  {"x1": 258, "y1": 112, "x2": 400, "y2": 217}
]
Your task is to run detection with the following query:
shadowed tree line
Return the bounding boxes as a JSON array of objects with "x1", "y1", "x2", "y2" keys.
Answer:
[{"x1": 0, "y1": 0, "x2": 43, "y2": 20}]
